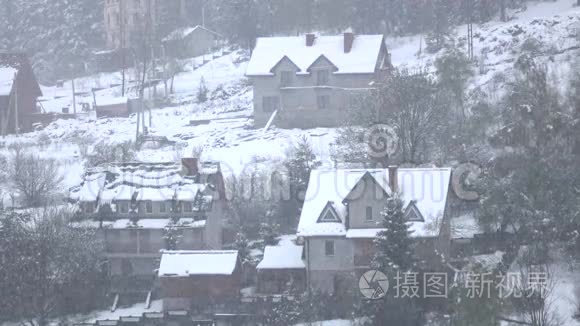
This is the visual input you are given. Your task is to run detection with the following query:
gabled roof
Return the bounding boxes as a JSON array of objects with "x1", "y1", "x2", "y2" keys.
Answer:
[
  {"x1": 162, "y1": 25, "x2": 222, "y2": 42},
  {"x1": 269, "y1": 55, "x2": 301, "y2": 74},
  {"x1": 158, "y1": 250, "x2": 239, "y2": 277},
  {"x1": 306, "y1": 54, "x2": 339, "y2": 72},
  {"x1": 0, "y1": 52, "x2": 42, "y2": 97},
  {"x1": 343, "y1": 171, "x2": 390, "y2": 202},
  {"x1": 246, "y1": 34, "x2": 385, "y2": 76},
  {"x1": 69, "y1": 161, "x2": 218, "y2": 210},
  {"x1": 297, "y1": 168, "x2": 452, "y2": 238}
]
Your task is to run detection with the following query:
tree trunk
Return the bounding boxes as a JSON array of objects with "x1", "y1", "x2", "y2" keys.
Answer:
[{"x1": 500, "y1": 0, "x2": 507, "y2": 21}]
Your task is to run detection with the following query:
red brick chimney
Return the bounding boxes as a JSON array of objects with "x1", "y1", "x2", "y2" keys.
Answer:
[
  {"x1": 388, "y1": 165, "x2": 398, "y2": 193},
  {"x1": 306, "y1": 33, "x2": 316, "y2": 47},
  {"x1": 181, "y1": 158, "x2": 199, "y2": 176},
  {"x1": 344, "y1": 31, "x2": 355, "y2": 53}
]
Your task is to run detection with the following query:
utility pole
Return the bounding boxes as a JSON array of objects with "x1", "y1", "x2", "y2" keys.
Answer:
[
  {"x1": 71, "y1": 78, "x2": 77, "y2": 114},
  {"x1": 14, "y1": 72, "x2": 18, "y2": 135}
]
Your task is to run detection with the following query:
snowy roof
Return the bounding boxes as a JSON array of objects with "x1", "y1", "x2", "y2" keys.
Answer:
[
  {"x1": 257, "y1": 243, "x2": 305, "y2": 270},
  {"x1": 158, "y1": 250, "x2": 239, "y2": 277},
  {"x1": 297, "y1": 168, "x2": 452, "y2": 238},
  {"x1": 162, "y1": 25, "x2": 222, "y2": 42},
  {"x1": 70, "y1": 161, "x2": 218, "y2": 207},
  {"x1": 345, "y1": 228, "x2": 385, "y2": 239},
  {"x1": 246, "y1": 34, "x2": 384, "y2": 76},
  {"x1": 109, "y1": 218, "x2": 206, "y2": 230},
  {"x1": 0, "y1": 67, "x2": 17, "y2": 96}
]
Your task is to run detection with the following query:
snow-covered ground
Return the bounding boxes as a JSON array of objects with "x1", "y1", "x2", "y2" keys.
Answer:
[{"x1": 0, "y1": 0, "x2": 579, "y2": 323}]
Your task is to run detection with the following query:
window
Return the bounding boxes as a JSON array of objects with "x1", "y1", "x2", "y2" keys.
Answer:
[
  {"x1": 366, "y1": 206, "x2": 373, "y2": 221},
  {"x1": 183, "y1": 202, "x2": 193, "y2": 213},
  {"x1": 85, "y1": 202, "x2": 94, "y2": 214},
  {"x1": 160, "y1": 202, "x2": 166, "y2": 213},
  {"x1": 317, "y1": 95, "x2": 330, "y2": 110},
  {"x1": 145, "y1": 201, "x2": 153, "y2": 214},
  {"x1": 316, "y1": 69, "x2": 329, "y2": 85},
  {"x1": 120, "y1": 202, "x2": 129, "y2": 214},
  {"x1": 262, "y1": 96, "x2": 279, "y2": 113},
  {"x1": 325, "y1": 240, "x2": 335, "y2": 256},
  {"x1": 280, "y1": 71, "x2": 293, "y2": 86}
]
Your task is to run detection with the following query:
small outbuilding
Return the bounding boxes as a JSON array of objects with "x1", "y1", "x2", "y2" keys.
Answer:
[
  {"x1": 256, "y1": 242, "x2": 306, "y2": 294},
  {"x1": 0, "y1": 52, "x2": 43, "y2": 135},
  {"x1": 162, "y1": 25, "x2": 222, "y2": 59},
  {"x1": 158, "y1": 250, "x2": 241, "y2": 311}
]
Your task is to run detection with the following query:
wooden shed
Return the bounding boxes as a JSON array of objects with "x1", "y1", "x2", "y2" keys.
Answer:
[{"x1": 162, "y1": 26, "x2": 222, "y2": 59}]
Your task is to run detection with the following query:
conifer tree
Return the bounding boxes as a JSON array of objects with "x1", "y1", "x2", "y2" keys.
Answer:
[{"x1": 372, "y1": 195, "x2": 416, "y2": 273}]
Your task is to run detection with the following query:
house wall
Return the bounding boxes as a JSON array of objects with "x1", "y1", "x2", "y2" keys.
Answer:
[
  {"x1": 251, "y1": 68, "x2": 374, "y2": 129},
  {"x1": 346, "y1": 179, "x2": 388, "y2": 229},
  {"x1": 1, "y1": 63, "x2": 42, "y2": 135},
  {"x1": 306, "y1": 237, "x2": 355, "y2": 293},
  {"x1": 160, "y1": 269, "x2": 241, "y2": 311}
]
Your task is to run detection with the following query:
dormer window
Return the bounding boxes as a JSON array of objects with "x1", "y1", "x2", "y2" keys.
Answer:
[
  {"x1": 405, "y1": 201, "x2": 424, "y2": 222},
  {"x1": 316, "y1": 69, "x2": 329, "y2": 86},
  {"x1": 280, "y1": 71, "x2": 293, "y2": 86}
]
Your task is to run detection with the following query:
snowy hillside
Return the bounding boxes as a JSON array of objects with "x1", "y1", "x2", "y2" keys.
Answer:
[{"x1": 0, "y1": 0, "x2": 578, "y2": 201}]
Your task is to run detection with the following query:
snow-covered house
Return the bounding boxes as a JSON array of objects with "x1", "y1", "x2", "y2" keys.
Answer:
[
  {"x1": 246, "y1": 32, "x2": 391, "y2": 129},
  {"x1": 158, "y1": 250, "x2": 241, "y2": 311},
  {"x1": 0, "y1": 52, "x2": 42, "y2": 135},
  {"x1": 162, "y1": 25, "x2": 222, "y2": 59},
  {"x1": 297, "y1": 166, "x2": 454, "y2": 293},
  {"x1": 69, "y1": 158, "x2": 227, "y2": 296}
]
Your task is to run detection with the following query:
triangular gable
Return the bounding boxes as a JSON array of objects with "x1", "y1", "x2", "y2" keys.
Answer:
[
  {"x1": 269, "y1": 55, "x2": 301, "y2": 74},
  {"x1": 317, "y1": 201, "x2": 342, "y2": 223},
  {"x1": 306, "y1": 54, "x2": 339, "y2": 72},
  {"x1": 343, "y1": 172, "x2": 389, "y2": 203},
  {"x1": 404, "y1": 201, "x2": 424, "y2": 222}
]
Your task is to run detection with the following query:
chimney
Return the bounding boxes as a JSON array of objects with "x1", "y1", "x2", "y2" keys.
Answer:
[
  {"x1": 388, "y1": 165, "x2": 398, "y2": 193},
  {"x1": 181, "y1": 158, "x2": 199, "y2": 177},
  {"x1": 306, "y1": 33, "x2": 316, "y2": 47},
  {"x1": 344, "y1": 31, "x2": 354, "y2": 53}
]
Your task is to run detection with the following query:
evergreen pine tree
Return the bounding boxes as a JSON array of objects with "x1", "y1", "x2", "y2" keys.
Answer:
[{"x1": 372, "y1": 195, "x2": 416, "y2": 273}]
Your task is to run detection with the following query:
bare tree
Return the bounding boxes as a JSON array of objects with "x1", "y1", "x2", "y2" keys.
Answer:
[
  {"x1": 8, "y1": 148, "x2": 63, "y2": 207},
  {"x1": 511, "y1": 248, "x2": 564, "y2": 326},
  {"x1": 0, "y1": 208, "x2": 105, "y2": 326}
]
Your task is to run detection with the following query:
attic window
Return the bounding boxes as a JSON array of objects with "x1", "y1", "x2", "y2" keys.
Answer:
[
  {"x1": 318, "y1": 203, "x2": 341, "y2": 223},
  {"x1": 320, "y1": 210, "x2": 339, "y2": 222},
  {"x1": 405, "y1": 202, "x2": 424, "y2": 222}
]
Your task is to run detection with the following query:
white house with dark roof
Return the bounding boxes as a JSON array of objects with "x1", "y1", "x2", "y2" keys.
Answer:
[
  {"x1": 246, "y1": 32, "x2": 391, "y2": 129},
  {"x1": 296, "y1": 166, "x2": 454, "y2": 293}
]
